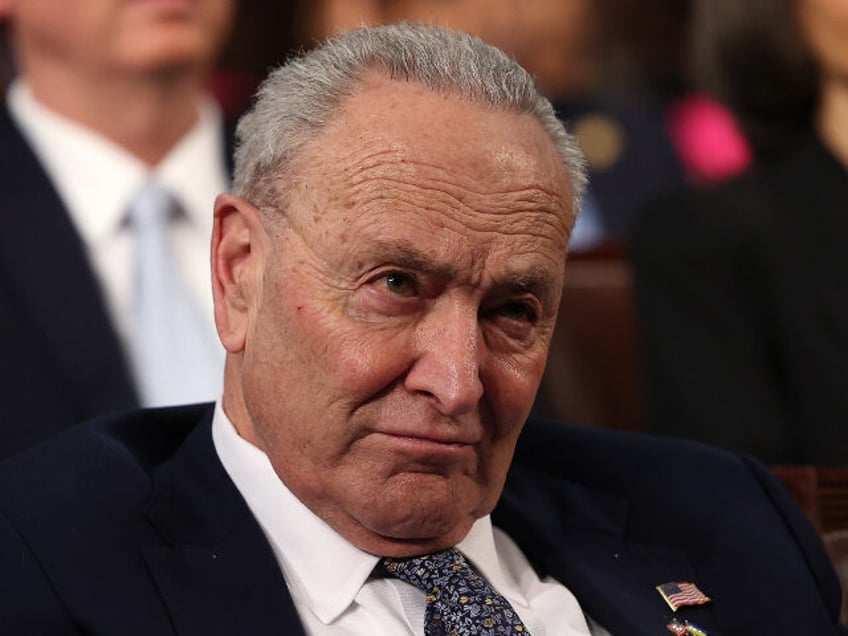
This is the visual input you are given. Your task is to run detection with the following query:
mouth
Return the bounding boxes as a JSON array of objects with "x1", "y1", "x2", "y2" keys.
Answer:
[
  {"x1": 376, "y1": 431, "x2": 477, "y2": 460},
  {"x1": 127, "y1": 0, "x2": 196, "y2": 16}
]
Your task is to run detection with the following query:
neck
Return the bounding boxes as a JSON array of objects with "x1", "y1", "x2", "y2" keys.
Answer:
[
  {"x1": 24, "y1": 65, "x2": 207, "y2": 166},
  {"x1": 816, "y1": 76, "x2": 848, "y2": 169},
  {"x1": 221, "y1": 357, "x2": 258, "y2": 447}
]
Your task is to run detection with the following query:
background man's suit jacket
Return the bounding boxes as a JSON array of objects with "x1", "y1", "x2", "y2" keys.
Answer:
[
  {"x1": 0, "y1": 107, "x2": 139, "y2": 458},
  {"x1": 0, "y1": 404, "x2": 842, "y2": 635},
  {"x1": 632, "y1": 133, "x2": 848, "y2": 464},
  {"x1": 0, "y1": 107, "x2": 234, "y2": 459}
]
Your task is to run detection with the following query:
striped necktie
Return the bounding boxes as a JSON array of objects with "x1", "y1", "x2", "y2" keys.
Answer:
[
  {"x1": 381, "y1": 548, "x2": 532, "y2": 635},
  {"x1": 125, "y1": 181, "x2": 222, "y2": 406}
]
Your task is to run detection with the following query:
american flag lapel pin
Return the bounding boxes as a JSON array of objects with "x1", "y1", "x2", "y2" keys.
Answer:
[{"x1": 656, "y1": 581, "x2": 712, "y2": 612}]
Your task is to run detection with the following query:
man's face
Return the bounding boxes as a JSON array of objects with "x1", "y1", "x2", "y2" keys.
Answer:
[
  {"x1": 220, "y1": 78, "x2": 573, "y2": 556},
  {"x1": 6, "y1": 0, "x2": 234, "y2": 76},
  {"x1": 383, "y1": 0, "x2": 597, "y2": 96},
  {"x1": 798, "y1": 0, "x2": 848, "y2": 83}
]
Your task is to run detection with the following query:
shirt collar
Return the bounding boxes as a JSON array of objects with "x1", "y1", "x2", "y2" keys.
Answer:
[
  {"x1": 7, "y1": 79, "x2": 228, "y2": 246},
  {"x1": 456, "y1": 514, "x2": 528, "y2": 607},
  {"x1": 212, "y1": 402, "x2": 379, "y2": 624},
  {"x1": 211, "y1": 402, "x2": 522, "y2": 624},
  {"x1": 154, "y1": 97, "x2": 229, "y2": 234}
]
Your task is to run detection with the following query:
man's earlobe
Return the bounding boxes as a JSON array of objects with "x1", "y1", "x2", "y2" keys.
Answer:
[{"x1": 211, "y1": 193, "x2": 265, "y2": 353}]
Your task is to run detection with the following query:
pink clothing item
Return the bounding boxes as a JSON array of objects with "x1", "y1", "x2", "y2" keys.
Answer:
[{"x1": 666, "y1": 93, "x2": 752, "y2": 183}]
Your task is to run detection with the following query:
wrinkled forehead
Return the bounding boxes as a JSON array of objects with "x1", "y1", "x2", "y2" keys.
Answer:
[
  {"x1": 264, "y1": 79, "x2": 574, "y2": 307},
  {"x1": 284, "y1": 76, "x2": 574, "y2": 231}
]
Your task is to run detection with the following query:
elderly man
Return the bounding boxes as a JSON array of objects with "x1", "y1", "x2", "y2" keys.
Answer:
[{"x1": 0, "y1": 24, "x2": 842, "y2": 636}]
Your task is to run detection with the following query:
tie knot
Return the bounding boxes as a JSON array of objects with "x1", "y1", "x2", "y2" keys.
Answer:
[
  {"x1": 380, "y1": 548, "x2": 532, "y2": 634},
  {"x1": 126, "y1": 181, "x2": 179, "y2": 229},
  {"x1": 381, "y1": 548, "x2": 466, "y2": 592}
]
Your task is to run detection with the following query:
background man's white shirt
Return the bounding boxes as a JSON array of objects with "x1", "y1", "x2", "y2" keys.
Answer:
[{"x1": 7, "y1": 80, "x2": 227, "y2": 403}]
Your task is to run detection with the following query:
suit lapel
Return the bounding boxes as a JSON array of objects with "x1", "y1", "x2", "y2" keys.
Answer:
[
  {"x1": 142, "y1": 520, "x2": 305, "y2": 636},
  {"x1": 142, "y1": 409, "x2": 305, "y2": 635},
  {"x1": 0, "y1": 108, "x2": 138, "y2": 416},
  {"x1": 495, "y1": 464, "x2": 723, "y2": 636}
]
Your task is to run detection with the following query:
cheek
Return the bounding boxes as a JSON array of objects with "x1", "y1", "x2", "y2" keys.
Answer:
[
  {"x1": 801, "y1": 2, "x2": 848, "y2": 73},
  {"x1": 484, "y1": 349, "x2": 549, "y2": 420},
  {"x1": 264, "y1": 282, "x2": 414, "y2": 410},
  {"x1": 336, "y1": 328, "x2": 413, "y2": 386},
  {"x1": 473, "y1": 419, "x2": 527, "y2": 518},
  {"x1": 20, "y1": 7, "x2": 97, "y2": 56}
]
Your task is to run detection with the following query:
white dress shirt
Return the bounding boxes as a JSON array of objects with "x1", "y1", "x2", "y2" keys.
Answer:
[
  {"x1": 7, "y1": 79, "x2": 227, "y2": 403},
  {"x1": 212, "y1": 402, "x2": 610, "y2": 635}
]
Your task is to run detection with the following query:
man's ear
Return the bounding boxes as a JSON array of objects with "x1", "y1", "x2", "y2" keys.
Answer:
[{"x1": 211, "y1": 193, "x2": 267, "y2": 353}]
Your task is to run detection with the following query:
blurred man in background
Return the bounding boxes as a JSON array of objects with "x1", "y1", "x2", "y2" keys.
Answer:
[
  {"x1": 0, "y1": 0, "x2": 235, "y2": 457},
  {"x1": 300, "y1": 0, "x2": 687, "y2": 249}
]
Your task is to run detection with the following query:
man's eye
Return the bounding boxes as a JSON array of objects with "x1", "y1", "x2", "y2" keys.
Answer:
[
  {"x1": 498, "y1": 301, "x2": 538, "y2": 323},
  {"x1": 383, "y1": 272, "x2": 417, "y2": 297}
]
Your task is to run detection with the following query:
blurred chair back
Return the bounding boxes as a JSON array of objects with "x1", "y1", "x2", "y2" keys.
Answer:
[
  {"x1": 535, "y1": 244, "x2": 643, "y2": 431},
  {"x1": 771, "y1": 466, "x2": 848, "y2": 624},
  {"x1": 771, "y1": 466, "x2": 848, "y2": 533}
]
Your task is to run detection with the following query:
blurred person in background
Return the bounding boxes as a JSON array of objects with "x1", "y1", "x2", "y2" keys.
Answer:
[
  {"x1": 632, "y1": 0, "x2": 848, "y2": 464},
  {"x1": 0, "y1": 0, "x2": 235, "y2": 458},
  {"x1": 301, "y1": 0, "x2": 689, "y2": 250},
  {"x1": 209, "y1": 1, "x2": 302, "y2": 123}
]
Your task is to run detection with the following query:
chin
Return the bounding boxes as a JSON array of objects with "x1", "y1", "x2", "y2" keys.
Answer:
[
  {"x1": 122, "y1": 31, "x2": 218, "y2": 71},
  {"x1": 362, "y1": 515, "x2": 476, "y2": 558},
  {"x1": 353, "y1": 479, "x2": 481, "y2": 552},
  {"x1": 376, "y1": 509, "x2": 467, "y2": 540}
]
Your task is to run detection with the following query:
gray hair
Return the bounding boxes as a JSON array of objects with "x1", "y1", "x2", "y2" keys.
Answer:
[{"x1": 233, "y1": 22, "x2": 587, "y2": 212}]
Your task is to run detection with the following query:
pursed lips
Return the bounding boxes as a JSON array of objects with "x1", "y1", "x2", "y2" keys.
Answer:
[
  {"x1": 374, "y1": 429, "x2": 482, "y2": 458},
  {"x1": 374, "y1": 425, "x2": 481, "y2": 446}
]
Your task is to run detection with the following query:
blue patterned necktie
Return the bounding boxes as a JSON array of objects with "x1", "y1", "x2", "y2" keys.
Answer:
[
  {"x1": 125, "y1": 181, "x2": 222, "y2": 406},
  {"x1": 381, "y1": 548, "x2": 532, "y2": 635}
]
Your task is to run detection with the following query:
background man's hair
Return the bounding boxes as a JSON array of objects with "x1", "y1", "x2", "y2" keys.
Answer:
[
  {"x1": 233, "y1": 22, "x2": 587, "y2": 212},
  {"x1": 688, "y1": 0, "x2": 817, "y2": 160}
]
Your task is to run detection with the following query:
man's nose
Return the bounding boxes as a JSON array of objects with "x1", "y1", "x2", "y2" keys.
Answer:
[{"x1": 404, "y1": 306, "x2": 484, "y2": 416}]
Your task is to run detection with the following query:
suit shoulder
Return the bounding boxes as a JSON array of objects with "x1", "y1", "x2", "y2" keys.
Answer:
[
  {"x1": 516, "y1": 417, "x2": 767, "y2": 490},
  {"x1": 508, "y1": 418, "x2": 844, "y2": 629},
  {"x1": 514, "y1": 418, "x2": 828, "y2": 564},
  {"x1": 0, "y1": 403, "x2": 213, "y2": 632},
  {"x1": 0, "y1": 403, "x2": 211, "y2": 517}
]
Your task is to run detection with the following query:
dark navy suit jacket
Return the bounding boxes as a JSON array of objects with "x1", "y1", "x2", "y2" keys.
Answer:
[{"x1": 0, "y1": 404, "x2": 842, "y2": 634}]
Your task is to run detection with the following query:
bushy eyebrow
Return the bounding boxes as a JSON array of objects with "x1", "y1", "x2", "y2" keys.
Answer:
[
  {"x1": 361, "y1": 238, "x2": 559, "y2": 299},
  {"x1": 363, "y1": 238, "x2": 458, "y2": 278},
  {"x1": 500, "y1": 267, "x2": 558, "y2": 298}
]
